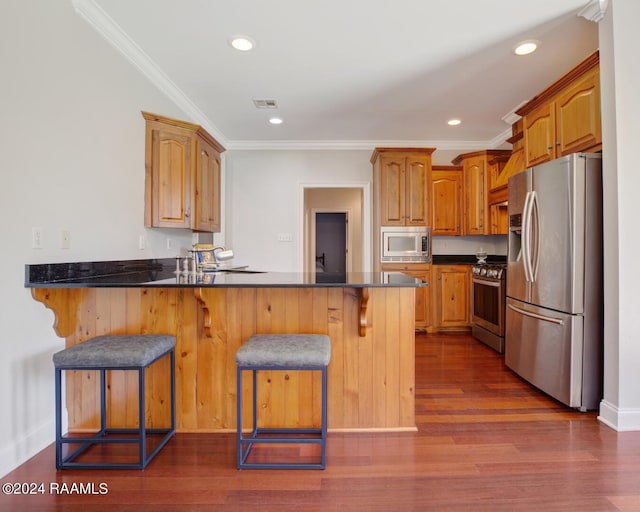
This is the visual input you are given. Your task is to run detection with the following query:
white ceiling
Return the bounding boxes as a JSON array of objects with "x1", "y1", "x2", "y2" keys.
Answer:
[{"x1": 81, "y1": 0, "x2": 599, "y2": 149}]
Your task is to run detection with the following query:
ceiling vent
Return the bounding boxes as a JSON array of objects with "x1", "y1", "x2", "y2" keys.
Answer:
[{"x1": 253, "y1": 99, "x2": 278, "y2": 109}]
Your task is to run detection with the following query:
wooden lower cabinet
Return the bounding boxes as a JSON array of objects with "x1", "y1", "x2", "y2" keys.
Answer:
[
  {"x1": 381, "y1": 263, "x2": 430, "y2": 331},
  {"x1": 431, "y1": 264, "x2": 472, "y2": 331}
]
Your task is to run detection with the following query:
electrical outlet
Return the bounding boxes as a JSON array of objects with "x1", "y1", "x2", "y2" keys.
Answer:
[
  {"x1": 167, "y1": 238, "x2": 173, "y2": 250},
  {"x1": 139, "y1": 235, "x2": 146, "y2": 250},
  {"x1": 60, "y1": 230, "x2": 71, "y2": 249},
  {"x1": 31, "y1": 227, "x2": 43, "y2": 249}
]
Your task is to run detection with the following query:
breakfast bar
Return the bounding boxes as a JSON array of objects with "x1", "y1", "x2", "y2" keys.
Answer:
[{"x1": 26, "y1": 258, "x2": 423, "y2": 433}]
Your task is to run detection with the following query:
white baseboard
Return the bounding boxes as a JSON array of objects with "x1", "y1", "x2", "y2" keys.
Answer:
[
  {"x1": 0, "y1": 420, "x2": 55, "y2": 478},
  {"x1": 598, "y1": 400, "x2": 640, "y2": 431}
]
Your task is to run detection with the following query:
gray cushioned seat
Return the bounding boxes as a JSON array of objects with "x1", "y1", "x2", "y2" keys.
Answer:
[
  {"x1": 53, "y1": 334, "x2": 176, "y2": 369},
  {"x1": 53, "y1": 333, "x2": 176, "y2": 470},
  {"x1": 235, "y1": 334, "x2": 331, "y2": 368}
]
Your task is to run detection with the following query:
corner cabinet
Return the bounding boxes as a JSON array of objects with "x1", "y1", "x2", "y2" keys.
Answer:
[
  {"x1": 519, "y1": 52, "x2": 601, "y2": 168},
  {"x1": 450, "y1": 150, "x2": 511, "y2": 236},
  {"x1": 143, "y1": 112, "x2": 225, "y2": 232},
  {"x1": 372, "y1": 148, "x2": 435, "y2": 227}
]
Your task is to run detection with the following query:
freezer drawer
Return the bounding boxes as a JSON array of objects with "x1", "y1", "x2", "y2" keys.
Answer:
[{"x1": 505, "y1": 298, "x2": 591, "y2": 409}]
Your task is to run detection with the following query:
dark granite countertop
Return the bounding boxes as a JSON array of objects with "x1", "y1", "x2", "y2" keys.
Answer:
[
  {"x1": 431, "y1": 254, "x2": 507, "y2": 265},
  {"x1": 25, "y1": 258, "x2": 425, "y2": 289}
]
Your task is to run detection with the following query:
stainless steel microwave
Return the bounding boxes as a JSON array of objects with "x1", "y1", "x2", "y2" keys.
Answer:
[{"x1": 381, "y1": 226, "x2": 431, "y2": 262}]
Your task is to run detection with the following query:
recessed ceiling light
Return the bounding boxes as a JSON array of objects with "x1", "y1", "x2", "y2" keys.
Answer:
[
  {"x1": 513, "y1": 40, "x2": 540, "y2": 56},
  {"x1": 269, "y1": 117, "x2": 283, "y2": 125},
  {"x1": 447, "y1": 118, "x2": 461, "y2": 126},
  {"x1": 229, "y1": 36, "x2": 255, "y2": 51}
]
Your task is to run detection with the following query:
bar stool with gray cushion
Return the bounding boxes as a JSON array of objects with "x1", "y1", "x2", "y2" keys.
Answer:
[
  {"x1": 236, "y1": 333, "x2": 331, "y2": 469},
  {"x1": 53, "y1": 334, "x2": 176, "y2": 469}
]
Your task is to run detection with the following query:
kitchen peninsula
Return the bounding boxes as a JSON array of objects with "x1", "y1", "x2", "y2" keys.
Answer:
[{"x1": 26, "y1": 258, "x2": 423, "y2": 433}]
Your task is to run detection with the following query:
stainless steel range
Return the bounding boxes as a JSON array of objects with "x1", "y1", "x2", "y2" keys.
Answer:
[{"x1": 471, "y1": 262, "x2": 507, "y2": 353}]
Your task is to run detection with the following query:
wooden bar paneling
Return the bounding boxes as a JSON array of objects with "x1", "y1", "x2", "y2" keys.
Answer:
[{"x1": 32, "y1": 286, "x2": 416, "y2": 432}]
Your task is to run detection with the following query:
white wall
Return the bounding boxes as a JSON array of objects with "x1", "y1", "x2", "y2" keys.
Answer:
[
  {"x1": 224, "y1": 150, "x2": 374, "y2": 271},
  {"x1": 0, "y1": 0, "x2": 196, "y2": 476},
  {"x1": 598, "y1": 0, "x2": 640, "y2": 430}
]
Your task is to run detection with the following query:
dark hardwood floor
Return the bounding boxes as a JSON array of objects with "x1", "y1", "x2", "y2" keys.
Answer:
[{"x1": 2, "y1": 333, "x2": 640, "y2": 511}]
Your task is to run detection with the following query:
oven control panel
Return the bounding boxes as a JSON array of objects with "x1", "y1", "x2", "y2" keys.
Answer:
[{"x1": 472, "y1": 264, "x2": 505, "y2": 280}]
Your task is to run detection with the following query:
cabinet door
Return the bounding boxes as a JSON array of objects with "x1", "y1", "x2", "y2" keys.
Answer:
[
  {"x1": 555, "y1": 67, "x2": 601, "y2": 156},
  {"x1": 379, "y1": 156, "x2": 405, "y2": 225},
  {"x1": 195, "y1": 137, "x2": 221, "y2": 232},
  {"x1": 381, "y1": 264, "x2": 430, "y2": 330},
  {"x1": 431, "y1": 170, "x2": 462, "y2": 235},
  {"x1": 490, "y1": 202, "x2": 509, "y2": 235},
  {"x1": 524, "y1": 102, "x2": 556, "y2": 167},
  {"x1": 404, "y1": 156, "x2": 429, "y2": 226},
  {"x1": 150, "y1": 126, "x2": 193, "y2": 228},
  {"x1": 464, "y1": 157, "x2": 488, "y2": 235},
  {"x1": 432, "y1": 265, "x2": 471, "y2": 330}
]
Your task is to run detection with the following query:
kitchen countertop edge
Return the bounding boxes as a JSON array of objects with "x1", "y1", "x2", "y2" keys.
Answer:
[{"x1": 25, "y1": 258, "x2": 425, "y2": 289}]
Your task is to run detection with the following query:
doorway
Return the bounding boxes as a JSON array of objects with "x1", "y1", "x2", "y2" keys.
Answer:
[
  {"x1": 314, "y1": 212, "x2": 347, "y2": 273},
  {"x1": 302, "y1": 187, "x2": 366, "y2": 273}
]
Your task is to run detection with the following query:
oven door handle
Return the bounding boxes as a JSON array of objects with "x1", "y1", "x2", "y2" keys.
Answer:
[{"x1": 472, "y1": 277, "x2": 501, "y2": 288}]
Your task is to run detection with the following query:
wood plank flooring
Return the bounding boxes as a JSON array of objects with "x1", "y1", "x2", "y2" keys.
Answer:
[{"x1": 2, "y1": 333, "x2": 640, "y2": 511}]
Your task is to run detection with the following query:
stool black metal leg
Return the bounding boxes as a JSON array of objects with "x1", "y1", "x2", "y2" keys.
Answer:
[
  {"x1": 55, "y1": 368, "x2": 62, "y2": 470},
  {"x1": 251, "y1": 369, "x2": 258, "y2": 436},
  {"x1": 138, "y1": 366, "x2": 146, "y2": 468},
  {"x1": 99, "y1": 369, "x2": 107, "y2": 434},
  {"x1": 170, "y1": 350, "x2": 176, "y2": 431},
  {"x1": 321, "y1": 366, "x2": 328, "y2": 468},
  {"x1": 236, "y1": 365, "x2": 243, "y2": 468}
]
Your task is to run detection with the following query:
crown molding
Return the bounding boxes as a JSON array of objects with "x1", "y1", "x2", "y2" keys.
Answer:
[
  {"x1": 71, "y1": 0, "x2": 228, "y2": 146},
  {"x1": 73, "y1": 0, "x2": 514, "y2": 154},
  {"x1": 578, "y1": 0, "x2": 609, "y2": 23},
  {"x1": 225, "y1": 138, "x2": 503, "y2": 151}
]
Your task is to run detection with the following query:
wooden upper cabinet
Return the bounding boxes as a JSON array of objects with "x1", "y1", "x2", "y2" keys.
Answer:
[
  {"x1": 555, "y1": 66, "x2": 601, "y2": 156},
  {"x1": 463, "y1": 156, "x2": 487, "y2": 235},
  {"x1": 195, "y1": 137, "x2": 222, "y2": 232},
  {"x1": 379, "y1": 156, "x2": 405, "y2": 225},
  {"x1": 372, "y1": 148, "x2": 435, "y2": 227},
  {"x1": 431, "y1": 166, "x2": 463, "y2": 236},
  {"x1": 405, "y1": 156, "x2": 430, "y2": 225},
  {"x1": 143, "y1": 112, "x2": 225, "y2": 232},
  {"x1": 449, "y1": 150, "x2": 511, "y2": 236},
  {"x1": 524, "y1": 102, "x2": 556, "y2": 167},
  {"x1": 148, "y1": 123, "x2": 193, "y2": 228},
  {"x1": 520, "y1": 52, "x2": 601, "y2": 168}
]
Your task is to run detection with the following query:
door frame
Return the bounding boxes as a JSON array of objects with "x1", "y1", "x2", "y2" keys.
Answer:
[{"x1": 299, "y1": 182, "x2": 371, "y2": 273}]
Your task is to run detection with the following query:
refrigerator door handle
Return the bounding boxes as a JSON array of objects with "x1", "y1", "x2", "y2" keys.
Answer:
[
  {"x1": 530, "y1": 191, "x2": 540, "y2": 282},
  {"x1": 507, "y1": 303, "x2": 565, "y2": 325},
  {"x1": 522, "y1": 191, "x2": 533, "y2": 282}
]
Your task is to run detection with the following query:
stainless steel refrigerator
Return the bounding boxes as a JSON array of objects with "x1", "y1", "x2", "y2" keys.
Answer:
[{"x1": 506, "y1": 153, "x2": 602, "y2": 411}]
